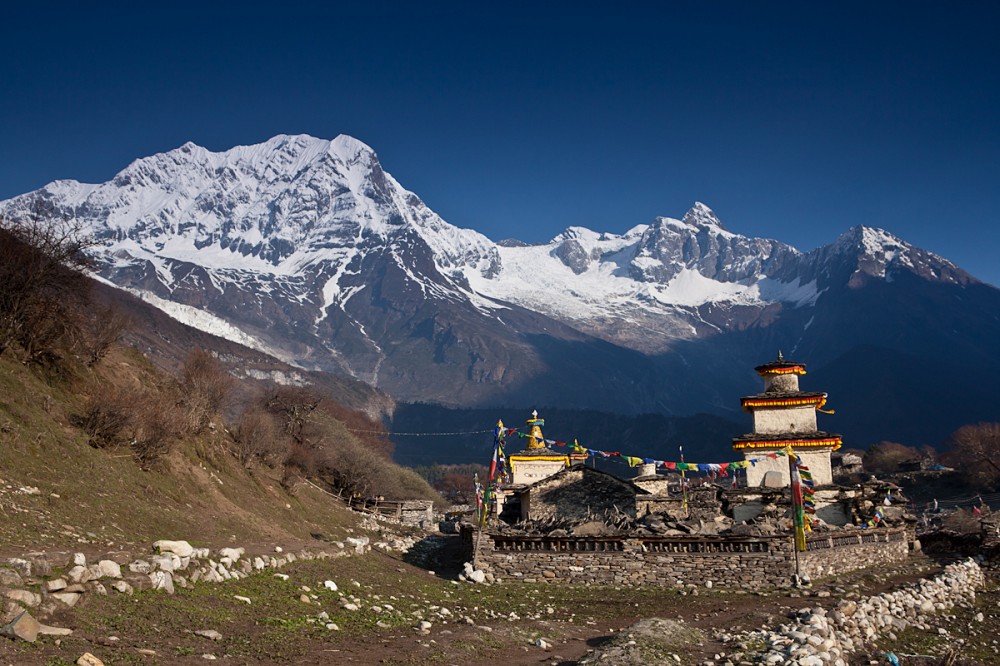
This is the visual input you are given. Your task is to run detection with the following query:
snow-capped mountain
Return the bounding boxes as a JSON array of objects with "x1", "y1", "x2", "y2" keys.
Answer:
[{"x1": 2, "y1": 134, "x2": 997, "y2": 445}]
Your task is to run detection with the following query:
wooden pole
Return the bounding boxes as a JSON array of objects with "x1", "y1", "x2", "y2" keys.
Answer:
[
  {"x1": 680, "y1": 445, "x2": 689, "y2": 519},
  {"x1": 473, "y1": 526, "x2": 484, "y2": 570}
]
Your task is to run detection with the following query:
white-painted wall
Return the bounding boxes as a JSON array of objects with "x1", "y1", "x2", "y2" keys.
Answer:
[
  {"x1": 743, "y1": 447, "x2": 834, "y2": 487},
  {"x1": 752, "y1": 405, "x2": 817, "y2": 434},
  {"x1": 510, "y1": 458, "x2": 566, "y2": 485}
]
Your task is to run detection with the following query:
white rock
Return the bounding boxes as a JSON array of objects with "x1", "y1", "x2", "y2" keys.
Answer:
[
  {"x1": 5, "y1": 590, "x2": 41, "y2": 607},
  {"x1": 195, "y1": 629, "x2": 222, "y2": 641},
  {"x1": 219, "y1": 547, "x2": 244, "y2": 562},
  {"x1": 323, "y1": 580, "x2": 338, "y2": 591},
  {"x1": 150, "y1": 555, "x2": 176, "y2": 573},
  {"x1": 72, "y1": 553, "x2": 87, "y2": 567},
  {"x1": 149, "y1": 571, "x2": 175, "y2": 594},
  {"x1": 96, "y1": 560, "x2": 122, "y2": 579},
  {"x1": 153, "y1": 540, "x2": 194, "y2": 558},
  {"x1": 46, "y1": 578, "x2": 67, "y2": 592},
  {"x1": 51, "y1": 592, "x2": 81, "y2": 607},
  {"x1": 128, "y1": 560, "x2": 151, "y2": 574},
  {"x1": 67, "y1": 565, "x2": 91, "y2": 584}
]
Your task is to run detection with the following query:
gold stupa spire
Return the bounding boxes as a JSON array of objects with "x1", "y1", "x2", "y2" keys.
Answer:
[{"x1": 526, "y1": 409, "x2": 546, "y2": 450}]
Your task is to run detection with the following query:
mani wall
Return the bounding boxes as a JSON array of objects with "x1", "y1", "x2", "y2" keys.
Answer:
[{"x1": 467, "y1": 527, "x2": 909, "y2": 590}]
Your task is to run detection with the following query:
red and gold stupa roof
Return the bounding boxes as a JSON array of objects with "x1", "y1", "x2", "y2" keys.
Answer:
[
  {"x1": 741, "y1": 391, "x2": 828, "y2": 411},
  {"x1": 754, "y1": 360, "x2": 806, "y2": 376},
  {"x1": 732, "y1": 431, "x2": 842, "y2": 451}
]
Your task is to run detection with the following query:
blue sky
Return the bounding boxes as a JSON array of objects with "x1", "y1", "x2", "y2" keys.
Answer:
[{"x1": 2, "y1": 2, "x2": 998, "y2": 285}]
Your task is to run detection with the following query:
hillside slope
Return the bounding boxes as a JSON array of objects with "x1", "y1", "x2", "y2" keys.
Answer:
[{"x1": 0, "y1": 345, "x2": 372, "y2": 559}]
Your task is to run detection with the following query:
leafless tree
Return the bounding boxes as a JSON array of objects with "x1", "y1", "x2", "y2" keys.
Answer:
[
  {"x1": 0, "y1": 214, "x2": 93, "y2": 362},
  {"x1": 232, "y1": 406, "x2": 280, "y2": 466},
  {"x1": 949, "y1": 422, "x2": 1000, "y2": 490},
  {"x1": 85, "y1": 305, "x2": 132, "y2": 366},
  {"x1": 266, "y1": 386, "x2": 322, "y2": 447},
  {"x1": 863, "y1": 441, "x2": 922, "y2": 475},
  {"x1": 180, "y1": 348, "x2": 234, "y2": 433}
]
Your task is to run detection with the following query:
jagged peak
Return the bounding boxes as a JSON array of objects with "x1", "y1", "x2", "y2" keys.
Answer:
[
  {"x1": 834, "y1": 225, "x2": 910, "y2": 256},
  {"x1": 551, "y1": 226, "x2": 603, "y2": 243},
  {"x1": 681, "y1": 201, "x2": 725, "y2": 230},
  {"x1": 329, "y1": 134, "x2": 377, "y2": 159}
]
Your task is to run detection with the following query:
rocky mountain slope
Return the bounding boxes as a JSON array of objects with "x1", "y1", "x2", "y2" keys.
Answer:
[{"x1": 3, "y1": 134, "x2": 998, "y2": 447}]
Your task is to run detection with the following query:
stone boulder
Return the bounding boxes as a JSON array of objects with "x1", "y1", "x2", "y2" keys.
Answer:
[{"x1": 153, "y1": 540, "x2": 194, "y2": 558}]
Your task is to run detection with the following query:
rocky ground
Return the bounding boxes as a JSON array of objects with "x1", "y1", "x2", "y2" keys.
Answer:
[{"x1": 2, "y1": 510, "x2": 997, "y2": 666}]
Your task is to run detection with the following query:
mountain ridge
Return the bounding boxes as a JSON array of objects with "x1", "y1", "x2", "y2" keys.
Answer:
[{"x1": 2, "y1": 133, "x2": 997, "y2": 449}]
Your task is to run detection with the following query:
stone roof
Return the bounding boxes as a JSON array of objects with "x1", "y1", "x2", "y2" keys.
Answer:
[{"x1": 515, "y1": 463, "x2": 651, "y2": 495}]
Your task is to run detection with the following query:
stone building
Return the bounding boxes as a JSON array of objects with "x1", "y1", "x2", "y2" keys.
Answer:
[
  {"x1": 497, "y1": 410, "x2": 587, "y2": 522},
  {"x1": 733, "y1": 353, "x2": 842, "y2": 487},
  {"x1": 515, "y1": 464, "x2": 648, "y2": 522}
]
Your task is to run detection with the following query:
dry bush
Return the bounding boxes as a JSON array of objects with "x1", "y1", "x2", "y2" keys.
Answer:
[
  {"x1": 180, "y1": 349, "x2": 234, "y2": 434},
  {"x1": 266, "y1": 386, "x2": 322, "y2": 446},
  {"x1": 130, "y1": 396, "x2": 179, "y2": 470},
  {"x1": 948, "y1": 422, "x2": 1000, "y2": 491},
  {"x1": 313, "y1": 435, "x2": 393, "y2": 498},
  {"x1": 84, "y1": 305, "x2": 131, "y2": 366},
  {"x1": 76, "y1": 388, "x2": 136, "y2": 449},
  {"x1": 863, "y1": 441, "x2": 922, "y2": 475},
  {"x1": 239, "y1": 384, "x2": 439, "y2": 502},
  {"x1": 75, "y1": 387, "x2": 179, "y2": 468},
  {"x1": 232, "y1": 406, "x2": 281, "y2": 467},
  {"x1": 385, "y1": 466, "x2": 442, "y2": 503},
  {"x1": 323, "y1": 400, "x2": 393, "y2": 458},
  {"x1": 0, "y1": 216, "x2": 92, "y2": 363}
]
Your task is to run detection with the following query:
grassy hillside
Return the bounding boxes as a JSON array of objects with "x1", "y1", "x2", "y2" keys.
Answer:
[{"x1": 0, "y1": 329, "x2": 443, "y2": 562}]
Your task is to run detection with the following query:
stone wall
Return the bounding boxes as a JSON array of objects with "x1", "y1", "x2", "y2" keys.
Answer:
[
  {"x1": 469, "y1": 527, "x2": 909, "y2": 590},
  {"x1": 732, "y1": 558, "x2": 985, "y2": 665}
]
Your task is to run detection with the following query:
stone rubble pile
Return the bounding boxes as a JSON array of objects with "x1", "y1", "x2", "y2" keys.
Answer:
[
  {"x1": 1, "y1": 537, "x2": 373, "y2": 642},
  {"x1": 724, "y1": 558, "x2": 985, "y2": 666}
]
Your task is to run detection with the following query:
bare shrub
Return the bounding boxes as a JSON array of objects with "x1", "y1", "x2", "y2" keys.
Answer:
[
  {"x1": 863, "y1": 441, "x2": 922, "y2": 475},
  {"x1": 323, "y1": 400, "x2": 393, "y2": 458},
  {"x1": 266, "y1": 386, "x2": 321, "y2": 446},
  {"x1": 76, "y1": 389, "x2": 135, "y2": 449},
  {"x1": 947, "y1": 422, "x2": 1000, "y2": 491},
  {"x1": 74, "y1": 387, "x2": 178, "y2": 468},
  {"x1": 384, "y1": 466, "x2": 442, "y2": 503},
  {"x1": 314, "y1": 436, "x2": 391, "y2": 498},
  {"x1": 130, "y1": 397, "x2": 179, "y2": 470},
  {"x1": 180, "y1": 349, "x2": 234, "y2": 434},
  {"x1": 0, "y1": 215, "x2": 93, "y2": 362},
  {"x1": 232, "y1": 406, "x2": 280, "y2": 467},
  {"x1": 85, "y1": 305, "x2": 131, "y2": 366}
]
